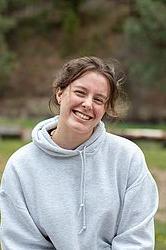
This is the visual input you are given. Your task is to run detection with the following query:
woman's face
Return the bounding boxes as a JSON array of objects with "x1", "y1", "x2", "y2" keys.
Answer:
[{"x1": 56, "y1": 71, "x2": 110, "y2": 138}]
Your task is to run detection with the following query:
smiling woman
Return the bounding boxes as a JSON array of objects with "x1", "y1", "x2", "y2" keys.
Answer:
[
  {"x1": 49, "y1": 57, "x2": 124, "y2": 149},
  {"x1": 50, "y1": 57, "x2": 122, "y2": 118},
  {"x1": 0, "y1": 56, "x2": 158, "y2": 250},
  {"x1": 52, "y1": 71, "x2": 110, "y2": 149}
]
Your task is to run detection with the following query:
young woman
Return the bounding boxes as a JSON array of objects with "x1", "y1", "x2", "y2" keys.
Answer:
[{"x1": 0, "y1": 56, "x2": 158, "y2": 249}]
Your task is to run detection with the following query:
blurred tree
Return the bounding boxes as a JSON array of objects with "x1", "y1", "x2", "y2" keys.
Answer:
[
  {"x1": 55, "y1": 0, "x2": 84, "y2": 56},
  {"x1": 0, "y1": 0, "x2": 16, "y2": 96},
  {"x1": 0, "y1": 0, "x2": 85, "y2": 95},
  {"x1": 124, "y1": 0, "x2": 166, "y2": 89}
]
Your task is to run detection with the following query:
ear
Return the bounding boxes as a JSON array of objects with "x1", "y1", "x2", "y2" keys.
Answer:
[{"x1": 56, "y1": 88, "x2": 63, "y2": 105}]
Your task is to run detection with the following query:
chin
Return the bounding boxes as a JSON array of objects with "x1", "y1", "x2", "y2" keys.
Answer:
[{"x1": 70, "y1": 121, "x2": 93, "y2": 135}]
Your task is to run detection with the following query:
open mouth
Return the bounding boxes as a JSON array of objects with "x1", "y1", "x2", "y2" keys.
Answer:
[{"x1": 72, "y1": 110, "x2": 93, "y2": 121}]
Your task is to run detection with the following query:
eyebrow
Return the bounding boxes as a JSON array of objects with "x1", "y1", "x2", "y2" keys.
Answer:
[{"x1": 73, "y1": 85, "x2": 108, "y2": 100}]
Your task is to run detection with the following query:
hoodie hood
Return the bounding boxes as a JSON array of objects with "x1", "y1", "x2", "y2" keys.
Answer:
[{"x1": 32, "y1": 116, "x2": 106, "y2": 157}]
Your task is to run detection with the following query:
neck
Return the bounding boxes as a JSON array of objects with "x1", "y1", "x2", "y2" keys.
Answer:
[{"x1": 52, "y1": 125, "x2": 92, "y2": 150}]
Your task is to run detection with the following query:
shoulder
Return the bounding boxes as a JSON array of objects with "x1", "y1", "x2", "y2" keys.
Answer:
[
  {"x1": 2, "y1": 142, "x2": 40, "y2": 176},
  {"x1": 9, "y1": 142, "x2": 38, "y2": 163},
  {"x1": 105, "y1": 132, "x2": 143, "y2": 156},
  {"x1": 104, "y1": 133, "x2": 149, "y2": 183},
  {"x1": 1, "y1": 143, "x2": 39, "y2": 207}
]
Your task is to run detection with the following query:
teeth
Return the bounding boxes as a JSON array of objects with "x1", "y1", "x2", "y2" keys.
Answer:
[{"x1": 74, "y1": 111, "x2": 91, "y2": 120}]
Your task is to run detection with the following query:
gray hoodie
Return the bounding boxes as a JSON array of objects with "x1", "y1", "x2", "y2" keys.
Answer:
[{"x1": 0, "y1": 116, "x2": 158, "y2": 249}]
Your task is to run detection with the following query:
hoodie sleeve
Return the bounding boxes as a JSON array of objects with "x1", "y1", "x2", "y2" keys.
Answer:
[
  {"x1": 112, "y1": 149, "x2": 159, "y2": 250},
  {"x1": 0, "y1": 159, "x2": 54, "y2": 250}
]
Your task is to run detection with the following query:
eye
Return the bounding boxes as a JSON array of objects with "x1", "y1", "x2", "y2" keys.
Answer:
[
  {"x1": 74, "y1": 90, "x2": 86, "y2": 97},
  {"x1": 94, "y1": 98, "x2": 105, "y2": 105}
]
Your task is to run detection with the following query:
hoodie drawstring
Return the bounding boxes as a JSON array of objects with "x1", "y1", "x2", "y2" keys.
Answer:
[{"x1": 78, "y1": 146, "x2": 87, "y2": 234}]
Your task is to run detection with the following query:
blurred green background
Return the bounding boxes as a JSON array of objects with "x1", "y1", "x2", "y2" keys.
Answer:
[{"x1": 0, "y1": 0, "x2": 166, "y2": 249}]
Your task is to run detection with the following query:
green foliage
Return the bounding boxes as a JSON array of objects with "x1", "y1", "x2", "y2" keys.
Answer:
[
  {"x1": 0, "y1": 16, "x2": 15, "y2": 33},
  {"x1": 53, "y1": 0, "x2": 83, "y2": 13},
  {"x1": 0, "y1": 0, "x2": 7, "y2": 12},
  {"x1": 0, "y1": 1, "x2": 82, "y2": 57},
  {"x1": 51, "y1": 0, "x2": 83, "y2": 56},
  {"x1": 0, "y1": 1, "x2": 16, "y2": 95},
  {"x1": 61, "y1": 7, "x2": 80, "y2": 56},
  {"x1": 0, "y1": 49, "x2": 15, "y2": 94},
  {"x1": 124, "y1": 0, "x2": 166, "y2": 89},
  {"x1": 0, "y1": 0, "x2": 165, "y2": 96},
  {"x1": 5, "y1": 0, "x2": 47, "y2": 10}
]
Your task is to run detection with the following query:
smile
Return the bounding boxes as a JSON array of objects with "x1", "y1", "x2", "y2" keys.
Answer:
[{"x1": 73, "y1": 110, "x2": 92, "y2": 120}]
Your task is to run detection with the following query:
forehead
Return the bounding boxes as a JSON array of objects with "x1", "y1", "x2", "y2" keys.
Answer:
[{"x1": 70, "y1": 71, "x2": 110, "y2": 94}]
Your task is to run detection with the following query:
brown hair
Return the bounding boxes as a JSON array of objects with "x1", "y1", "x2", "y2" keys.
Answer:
[{"x1": 49, "y1": 56, "x2": 126, "y2": 117}]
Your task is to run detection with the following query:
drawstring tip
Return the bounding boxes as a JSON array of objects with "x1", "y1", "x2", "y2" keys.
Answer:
[{"x1": 78, "y1": 225, "x2": 87, "y2": 235}]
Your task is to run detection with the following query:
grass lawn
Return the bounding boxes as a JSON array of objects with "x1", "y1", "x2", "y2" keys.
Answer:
[
  {"x1": 0, "y1": 117, "x2": 44, "y2": 128},
  {"x1": 156, "y1": 221, "x2": 166, "y2": 250},
  {"x1": 0, "y1": 139, "x2": 26, "y2": 178},
  {"x1": 136, "y1": 141, "x2": 166, "y2": 170}
]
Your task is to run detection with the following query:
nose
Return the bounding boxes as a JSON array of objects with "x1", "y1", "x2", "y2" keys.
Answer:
[{"x1": 81, "y1": 97, "x2": 93, "y2": 110}]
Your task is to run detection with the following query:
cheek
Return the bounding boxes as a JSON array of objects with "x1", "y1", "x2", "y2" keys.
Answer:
[
  {"x1": 69, "y1": 95, "x2": 82, "y2": 107},
  {"x1": 94, "y1": 106, "x2": 106, "y2": 118},
  {"x1": 61, "y1": 94, "x2": 81, "y2": 111}
]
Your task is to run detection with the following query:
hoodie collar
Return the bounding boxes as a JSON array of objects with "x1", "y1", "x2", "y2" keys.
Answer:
[{"x1": 32, "y1": 116, "x2": 106, "y2": 157}]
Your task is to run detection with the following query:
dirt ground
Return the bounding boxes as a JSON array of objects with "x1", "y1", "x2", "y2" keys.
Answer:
[{"x1": 151, "y1": 168, "x2": 166, "y2": 223}]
